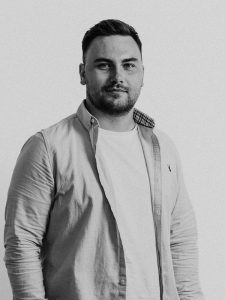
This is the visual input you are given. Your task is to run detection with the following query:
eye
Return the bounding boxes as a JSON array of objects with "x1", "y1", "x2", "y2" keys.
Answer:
[
  {"x1": 123, "y1": 63, "x2": 136, "y2": 70},
  {"x1": 97, "y1": 63, "x2": 111, "y2": 70}
]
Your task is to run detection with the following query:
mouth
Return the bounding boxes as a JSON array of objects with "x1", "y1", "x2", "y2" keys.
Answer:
[{"x1": 106, "y1": 88, "x2": 128, "y2": 93}]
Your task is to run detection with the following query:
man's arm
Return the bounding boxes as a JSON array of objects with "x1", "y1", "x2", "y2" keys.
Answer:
[
  {"x1": 4, "y1": 133, "x2": 54, "y2": 299},
  {"x1": 170, "y1": 148, "x2": 204, "y2": 300}
]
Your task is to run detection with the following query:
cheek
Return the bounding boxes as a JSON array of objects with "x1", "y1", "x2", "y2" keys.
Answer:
[
  {"x1": 87, "y1": 72, "x2": 108, "y2": 89},
  {"x1": 128, "y1": 77, "x2": 143, "y2": 91},
  {"x1": 95, "y1": 72, "x2": 110, "y2": 85}
]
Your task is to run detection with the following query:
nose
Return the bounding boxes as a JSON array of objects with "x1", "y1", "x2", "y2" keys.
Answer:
[{"x1": 110, "y1": 66, "x2": 124, "y2": 84}]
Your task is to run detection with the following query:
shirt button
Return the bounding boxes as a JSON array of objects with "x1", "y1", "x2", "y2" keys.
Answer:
[
  {"x1": 119, "y1": 278, "x2": 126, "y2": 286},
  {"x1": 90, "y1": 117, "x2": 95, "y2": 125}
]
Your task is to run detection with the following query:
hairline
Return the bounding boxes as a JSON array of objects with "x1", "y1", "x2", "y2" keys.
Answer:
[{"x1": 82, "y1": 34, "x2": 142, "y2": 63}]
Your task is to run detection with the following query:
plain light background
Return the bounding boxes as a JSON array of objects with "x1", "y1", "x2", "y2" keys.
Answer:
[{"x1": 1, "y1": 1, "x2": 225, "y2": 299}]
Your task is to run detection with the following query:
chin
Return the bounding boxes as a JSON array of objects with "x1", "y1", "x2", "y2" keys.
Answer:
[
  {"x1": 88, "y1": 93, "x2": 136, "y2": 115},
  {"x1": 106, "y1": 93, "x2": 129, "y2": 105},
  {"x1": 101, "y1": 98, "x2": 135, "y2": 115}
]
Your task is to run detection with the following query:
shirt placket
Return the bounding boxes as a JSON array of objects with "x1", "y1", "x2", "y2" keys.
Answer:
[{"x1": 138, "y1": 126, "x2": 163, "y2": 299}]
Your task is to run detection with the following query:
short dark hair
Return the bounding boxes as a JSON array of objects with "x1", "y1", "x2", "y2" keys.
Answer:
[{"x1": 82, "y1": 19, "x2": 142, "y2": 62}]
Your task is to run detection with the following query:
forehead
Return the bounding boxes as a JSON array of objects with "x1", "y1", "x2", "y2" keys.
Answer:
[{"x1": 85, "y1": 35, "x2": 142, "y2": 62}]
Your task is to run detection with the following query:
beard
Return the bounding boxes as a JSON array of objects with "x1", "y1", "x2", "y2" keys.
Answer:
[{"x1": 86, "y1": 85, "x2": 140, "y2": 116}]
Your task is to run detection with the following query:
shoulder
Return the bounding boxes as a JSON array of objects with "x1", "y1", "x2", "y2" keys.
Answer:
[
  {"x1": 20, "y1": 132, "x2": 47, "y2": 159},
  {"x1": 153, "y1": 128, "x2": 176, "y2": 149},
  {"x1": 134, "y1": 106, "x2": 181, "y2": 164},
  {"x1": 19, "y1": 113, "x2": 80, "y2": 165},
  {"x1": 153, "y1": 127, "x2": 182, "y2": 169},
  {"x1": 41, "y1": 113, "x2": 78, "y2": 139},
  {"x1": 39, "y1": 112, "x2": 83, "y2": 151}
]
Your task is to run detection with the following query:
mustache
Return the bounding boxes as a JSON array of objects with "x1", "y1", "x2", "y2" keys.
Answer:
[{"x1": 104, "y1": 84, "x2": 128, "y2": 92}]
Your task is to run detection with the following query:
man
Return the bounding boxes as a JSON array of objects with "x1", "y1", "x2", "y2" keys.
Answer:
[{"x1": 4, "y1": 19, "x2": 204, "y2": 300}]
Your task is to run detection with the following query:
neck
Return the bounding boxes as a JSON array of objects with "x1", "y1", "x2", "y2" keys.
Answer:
[{"x1": 85, "y1": 99, "x2": 135, "y2": 132}]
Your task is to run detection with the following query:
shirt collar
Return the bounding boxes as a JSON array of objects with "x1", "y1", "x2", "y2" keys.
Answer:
[{"x1": 76, "y1": 99, "x2": 155, "y2": 131}]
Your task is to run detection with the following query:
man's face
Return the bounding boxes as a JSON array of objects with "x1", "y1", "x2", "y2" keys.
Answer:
[{"x1": 79, "y1": 35, "x2": 144, "y2": 115}]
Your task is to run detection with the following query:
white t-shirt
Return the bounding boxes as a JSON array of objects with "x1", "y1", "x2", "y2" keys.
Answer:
[{"x1": 97, "y1": 124, "x2": 160, "y2": 300}]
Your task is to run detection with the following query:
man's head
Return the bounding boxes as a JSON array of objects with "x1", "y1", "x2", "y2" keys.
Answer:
[
  {"x1": 82, "y1": 19, "x2": 142, "y2": 63},
  {"x1": 79, "y1": 19, "x2": 144, "y2": 116}
]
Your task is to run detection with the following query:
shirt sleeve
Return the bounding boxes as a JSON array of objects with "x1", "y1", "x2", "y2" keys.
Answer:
[
  {"x1": 170, "y1": 148, "x2": 204, "y2": 300},
  {"x1": 4, "y1": 132, "x2": 54, "y2": 300}
]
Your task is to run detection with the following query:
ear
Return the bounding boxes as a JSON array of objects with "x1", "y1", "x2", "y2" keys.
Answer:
[
  {"x1": 141, "y1": 64, "x2": 144, "y2": 87},
  {"x1": 79, "y1": 63, "x2": 86, "y2": 85}
]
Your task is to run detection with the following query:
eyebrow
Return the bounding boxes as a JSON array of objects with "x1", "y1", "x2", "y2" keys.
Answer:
[
  {"x1": 94, "y1": 57, "x2": 139, "y2": 63},
  {"x1": 122, "y1": 58, "x2": 138, "y2": 63}
]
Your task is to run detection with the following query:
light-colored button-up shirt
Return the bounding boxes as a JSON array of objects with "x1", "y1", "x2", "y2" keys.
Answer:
[{"x1": 4, "y1": 100, "x2": 204, "y2": 300}]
